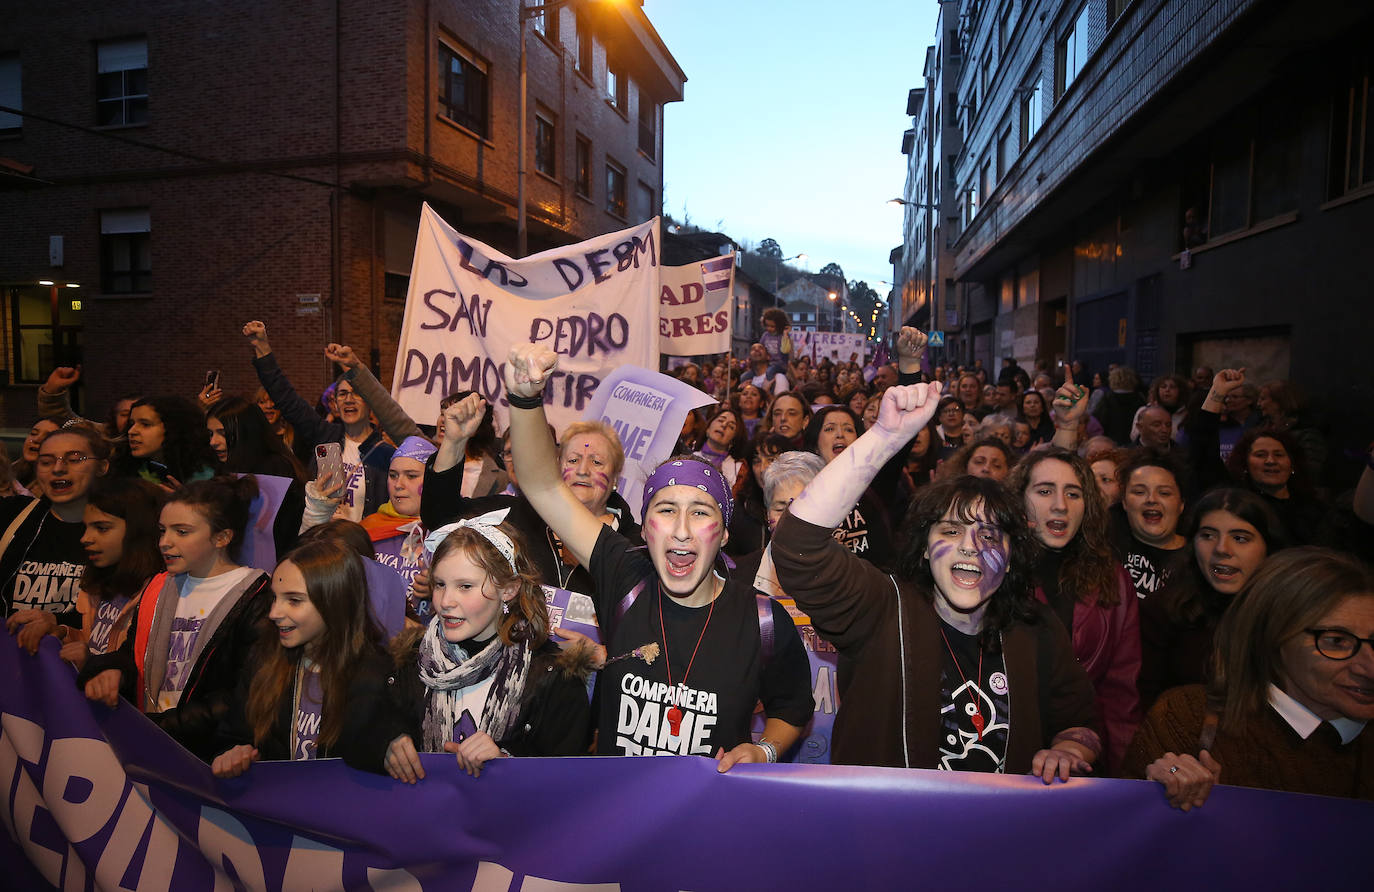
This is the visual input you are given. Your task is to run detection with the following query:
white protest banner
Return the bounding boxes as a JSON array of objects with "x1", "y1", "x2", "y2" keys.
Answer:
[
  {"x1": 391, "y1": 203, "x2": 661, "y2": 433},
  {"x1": 810, "y1": 331, "x2": 869, "y2": 363},
  {"x1": 583, "y1": 365, "x2": 716, "y2": 522},
  {"x1": 659, "y1": 254, "x2": 734, "y2": 355}
]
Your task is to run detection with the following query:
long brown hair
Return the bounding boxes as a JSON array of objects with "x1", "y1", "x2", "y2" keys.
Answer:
[
  {"x1": 246, "y1": 540, "x2": 384, "y2": 751},
  {"x1": 430, "y1": 522, "x2": 548, "y2": 646},
  {"x1": 1006, "y1": 447, "x2": 1121, "y2": 607},
  {"x1": 1208, "y1": 547, "x2": 1374, "y2": 732}
]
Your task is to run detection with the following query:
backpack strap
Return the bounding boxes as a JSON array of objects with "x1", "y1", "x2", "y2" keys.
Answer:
[
  {"x1": 133, "y1": 572, "x2": 169, "y2": 711},
  {"x1": 611, "y1": 578, "x2": 649, "y2": 640}
]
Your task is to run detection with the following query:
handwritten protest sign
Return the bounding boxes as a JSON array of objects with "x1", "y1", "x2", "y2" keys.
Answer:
[
  {"x1": 391, "y1": 204, "x2": 660, "y2": 432},
  {"x1": 583, "y1": 365, "x2": 716, "y2": 522},
  {"x1": 659, "y1": 254, "x2": 734, "y2": 355}
]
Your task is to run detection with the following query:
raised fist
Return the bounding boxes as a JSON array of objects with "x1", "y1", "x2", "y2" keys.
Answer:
[
  {"x1": 504, "y1": 344, "x2": 559, "y2": 399},
  {"x1": 896, "y1": 327, "x2": 929, "y2": 360},
  {"x1": 324, "y1": 343, "x2": 362, "y2": 370},
  {"x1": 242, "y1": 321, "x2": 271, "y2": 357},
  {"x1": 875, "y1": 381, "x2": 944, "y2": 441},
  {"x1": 44, "y1": 366, "x2": 81, "y2": 393},
  {"x1": 1052, "y1": 365, "x2": 1090, "y2": 429},
  {"x1": 441, "y1": 392, "x2": 487, "y2": 443}
]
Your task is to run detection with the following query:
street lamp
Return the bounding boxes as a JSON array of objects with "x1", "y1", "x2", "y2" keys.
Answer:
[{"x1": 518, "y1": 1, "x2": 637, "y2": 256}]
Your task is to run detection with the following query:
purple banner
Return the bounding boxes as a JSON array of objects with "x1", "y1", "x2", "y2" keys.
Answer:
[{"x1": 2, "y1": 634, "x2": 1371, "y2": 891}]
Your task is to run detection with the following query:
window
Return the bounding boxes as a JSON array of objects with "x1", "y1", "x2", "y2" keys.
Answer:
[
  {"x1": 532, "y1": 7, "x2": 559, "y2": 44},
  {"x1": 1020, "y1": 77, "x2": 1042, "y2": 149},
  {"x1": 96, "y1": 37, "x2": 147, "y2": 127},
  {"x1": 606, "y1": 158, "x2": 626, "y2": 218},
  {"x1": 981, "y1": 56, "x2": 992, "y2": 95},
  {"x1": 965, "y1": 178, "x2": 979, "y2": 224},
  {"x1": 575, "y1": 135, "x2": 592, "y2": 198},
  {"x1": 606, "y1": 59, "x2": 626, "y2": 110},
  {"x1": 0, "y1": 54, "x2": 20, "y2": 134},
  {"x1": 979, "y1": 158, "x2": 992, "y2": 208},
  {"x1": 535, "y1": 112, "x2": 556, "y2": 177},
  {"x1": 638, "y1": 95, "x2": 656, "y2": 159},
  {"x1": 438, "y1": 40, "x2": 488, "y2": 137},
  {"x1": 10, "y1": 285, "x2": 83, "y2": 384},
  {"x1": 1328, "y1": 64, "x2": 1374, "y2": 199},
  {"x1": 999, "y1": 4, "x2": 1014, "y2": 53},
  {"x1": 1055, "y1": 5, "x2": 1092, "y2": 98},
  {"x1": 638, "y1": 181, "x2": 655, "y2": 220},
  {"x1": 100, "y1": 208, "x2": 151, "y2": 294},
  {"x1": 1110, "y1": 0, "x2": 1131, "y2": 24},
  {"x1": 384, "y1": 273, "x2": 409, "y2": 303},
  {"x1": 997, "y1": 124, "x2": 1013, "y2": 180},
  {"x1": 576, "y1": 13, "x2": 593, "y2": 75}
]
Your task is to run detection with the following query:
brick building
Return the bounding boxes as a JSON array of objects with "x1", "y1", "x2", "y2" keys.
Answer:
[
  {"x1": 0, "y1": 0, "x2": 685, "y2": 426},
  {"x1": 894, "y1": 0, "x2": 1374, "y2": 479}
]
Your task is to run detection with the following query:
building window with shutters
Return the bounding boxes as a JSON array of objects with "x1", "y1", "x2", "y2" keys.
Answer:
[{"x1": 96, "y1": 37, "x2": 148, "y2": 126}]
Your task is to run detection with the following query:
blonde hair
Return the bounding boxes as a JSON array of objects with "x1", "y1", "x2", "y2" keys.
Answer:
[{"x1": 559, "y1": 420, "x2": 625, "y2": 480}]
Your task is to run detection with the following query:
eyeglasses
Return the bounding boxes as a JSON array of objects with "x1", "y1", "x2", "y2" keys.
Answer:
[
  {"x1": 36, "y1": 451, "x2": 98, "y2": 470},
  {"x1": 335, "y1": 390, "x2": 362, "y2": 404},
  {"x1": 1307, "y1": 629, "x2": 1374, "y2": 661}
]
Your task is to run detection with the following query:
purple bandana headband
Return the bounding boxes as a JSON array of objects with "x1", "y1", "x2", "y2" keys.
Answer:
[
  {"x1": 641, "y1": 459, "x2": 733, "y2": 526},
  {"x1": 393, "y1": 435, "x2": 438, "y2": 464}
]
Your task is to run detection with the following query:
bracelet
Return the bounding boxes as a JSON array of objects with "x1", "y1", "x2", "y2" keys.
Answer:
[
  {"x1": 755, "y1": 739, "x2": 778, "y2": 763},
  {"x1": 506, "y1": 391, "x2": 545, "y2": 410}
]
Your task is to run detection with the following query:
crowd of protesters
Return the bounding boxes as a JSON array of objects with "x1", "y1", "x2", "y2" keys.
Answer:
[{"x1": 3, "y1": 315, "x2": 1372, "y2": 812}]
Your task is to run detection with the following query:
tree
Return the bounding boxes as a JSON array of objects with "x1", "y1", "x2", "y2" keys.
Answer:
[
  {"x1": 757, "y1": 238, "x2": 782, "y2": 260},
  {"x1": 819, "y1": 261, "x2": 845, "y2": 280},
  {"x1": 847, "y1": 280, "x2": 880, "y2": 319}
]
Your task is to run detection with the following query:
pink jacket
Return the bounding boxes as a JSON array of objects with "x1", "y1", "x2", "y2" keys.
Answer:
[{"x1": 1035, "y1": 565, "x2": 1142, "y2": 774}]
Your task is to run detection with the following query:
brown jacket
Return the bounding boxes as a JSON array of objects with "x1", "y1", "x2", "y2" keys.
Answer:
[{"x1": 771, "y1": 512, "x2": 1099, "y2": 772}]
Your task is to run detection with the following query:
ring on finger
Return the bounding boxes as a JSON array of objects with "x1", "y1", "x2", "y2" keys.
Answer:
[{"x1": 1168, "y1": 765, "x2": 1180, "y2": 774}]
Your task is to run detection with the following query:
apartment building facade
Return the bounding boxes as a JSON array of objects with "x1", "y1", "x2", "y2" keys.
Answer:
[{"x1": 0, "y1": 0, "x2": 685, "y2": 423}]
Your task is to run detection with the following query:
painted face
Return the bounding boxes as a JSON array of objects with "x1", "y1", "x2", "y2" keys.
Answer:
[
  {"x1": 771, "y1": 398, "x2": 806, "y2": 439},
  {"x1": 334, "y1": 381, "x2": 367, "y2": 425},
  {"x1": 561, "y1": 434, "x2": 614, "y2": 513},
  {"x1": 256, "y1": 393, "x2": 280, "y2": 425},
  {"x1": 924, "y1": 503, "x2": 1010, "y2": 627},
  {"x1": 81, "y1": 504, "x2": 126, "y2": 569},
  {"x1": 1023, "y1": 458, "x2": 1085, "y2": 549},
  {"x1": 1247, "y1": 436, "x2": 1292, "y2": 491},
  {"x1": 126, "y1": 406, "x2": 166, "y2": 459},
  {"x1": 1194, "y1": 509, "x2": 1267, "y2": 595},
  {"x1": 159, "y1": 500, "x2": 228, "y2": 578},
  {"x1": 269, "y1": 560, "x2": 328, "y2": 652},
  {"x1": 767, "y1": 478, "x2": 807, "y2": 532},
  {"x1": 1123, "y1": 466, "x2": 1185, "y2": 547},
  {"x1": 816, "y1": 413, "x2": 857, "y2": 463},
  {"x1": 1157, "y1": 379, "x2": 1181, "y2": 408},
  {"x1": 1139, "y1": 409, "x2": 1173, "y2": 450},
  {"x1": 1091, "y1": 459, "x2": 1121, "y2": 505},
  {"x1": 967, "y1": 446, "x2": 1009, "y2": 482},
  {"x1": 643, "y1": 484, "x2": 727, "y2": 599},
  {"x1": 36, "y1": 432, "x2": 107, "y2": 506},
  {"x1": 430, "y1": 549, "x2": 514, "y2": 643},
  {"x1": 958, "y1": 377, "x2": 981, "y2": 406},
  {"x1": 705, "y1": 412, "x2": 739, "y2": 450},
  {"x1": 1277, "y1": 595, "x2": 1374, "y2": 721},
  {"x1": 1012, "y1": 422, "x2": 1031, "y2": 449},
  {"x1": 23, "y1": 419, "x2": 60, "y2": 463},
  {"x1": 388, "y1": 456, "x2": 426, "y2": 517},
  {"x1": 206, "y1": 416, "x2": 229, "y2": 462},
  {"x1": 739, "y1": 385, "x2": 762, "y2": 414}
]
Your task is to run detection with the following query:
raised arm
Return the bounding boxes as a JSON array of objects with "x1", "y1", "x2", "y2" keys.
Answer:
[
  {"x1": 325, "y1": 344, "x2": 424, "y2": 444},
  {"x1": 1187, "y1": 368, "x2": 1244, "y2": 491},
  {"x1": 243, "y1": 321, "x2": 333, "y2": 449},
  {"x1": 790, "y1": 381, "x2": 943, "y2": 529},
  {"x1": 503, "y1": 344, "x2": 604, "y2": 566},
  {"x1": 37, "y1": 366, "x2": 84, "y2": 424},
  {"x1": 1051, "y1": 367, "x2": 1090, "y2": 451}
]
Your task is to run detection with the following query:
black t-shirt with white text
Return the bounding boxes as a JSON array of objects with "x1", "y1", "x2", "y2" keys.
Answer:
[
  {"x1": 5, "y1": 510, "x2": 84, "y2": 628},
  {"x1": 589, "y1": 527, "x2": 812, "y2": 757}
]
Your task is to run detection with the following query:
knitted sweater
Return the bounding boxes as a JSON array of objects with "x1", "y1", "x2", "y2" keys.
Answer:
[{"x1": 1121, "y1": 684, "x2": 1373, "y2": 800}]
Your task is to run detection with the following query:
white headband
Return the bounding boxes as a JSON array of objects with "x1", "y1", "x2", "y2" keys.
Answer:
[{"x1": 423, "y1": 508, "x2": 517, "y2": 572}]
